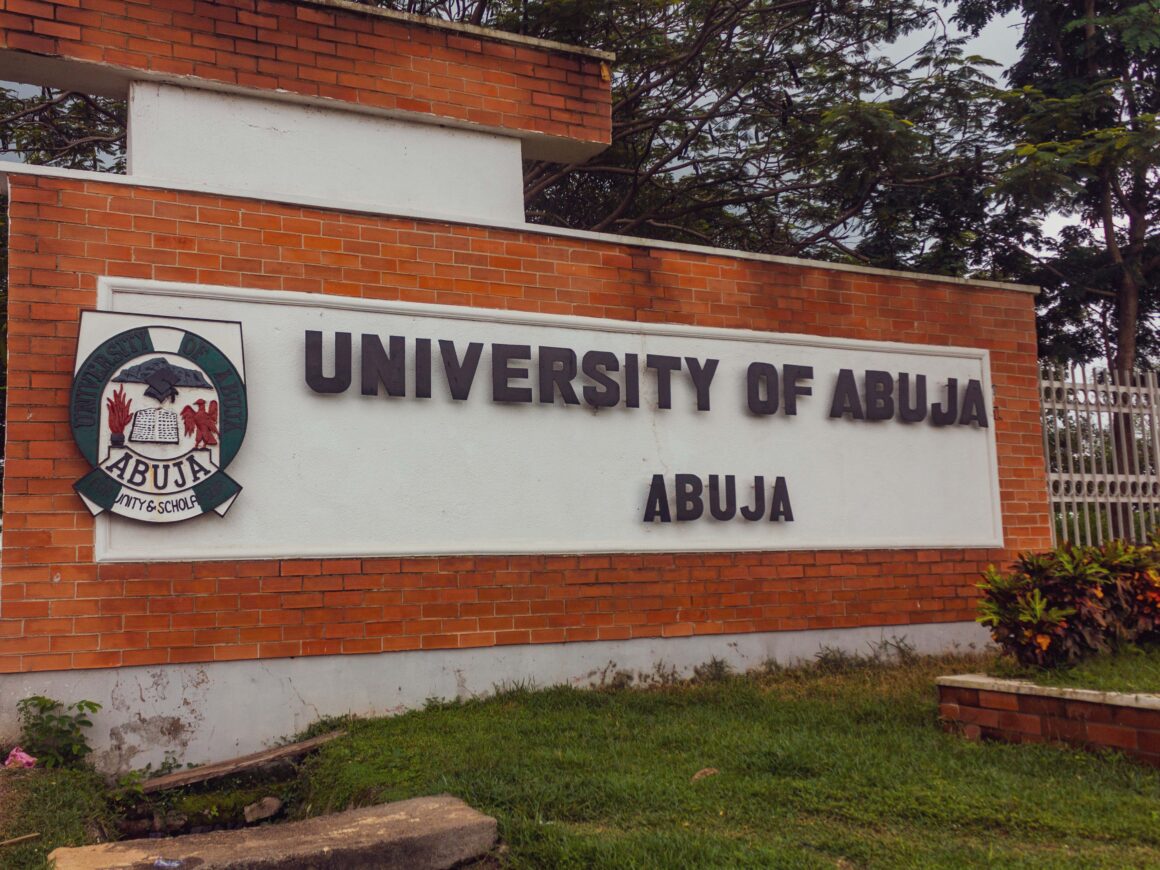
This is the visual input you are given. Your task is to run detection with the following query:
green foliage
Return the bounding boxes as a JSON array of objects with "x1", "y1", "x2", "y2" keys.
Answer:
[
  {"x1": 108, "y1": 767, "x2": 148, "y2": 809},
  {"x1": 0, "y1": 87, "x2": 126, "y2": 171},
  {"x1": 957, "y1": 0, "x2": 1160, "y2": 370},
  {"x1": 16, "y1": 695, "x2": 101, "y2": 769},
  {"x1": 2, "y1": 3, "x2": 1003, "y2": 270},
  {"x1": 978, "y1": 540, "x2": 1160, "y2": 667},
  {"x1": 370, "y1": 0, "x2": 1005, "y2": 272}
]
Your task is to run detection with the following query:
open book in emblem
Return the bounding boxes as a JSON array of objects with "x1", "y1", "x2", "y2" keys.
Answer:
[{"x1": 129, "y1": 407, "x2": 181, "y2": 444}]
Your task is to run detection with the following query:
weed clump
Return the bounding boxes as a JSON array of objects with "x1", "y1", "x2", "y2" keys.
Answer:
[{"x1": 692, "y1": 656, "x2": 733, "y2": 684}]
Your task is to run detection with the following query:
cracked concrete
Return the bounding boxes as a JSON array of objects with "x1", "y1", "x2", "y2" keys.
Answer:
[{"x1": 50, "y1": 796, "x2": 498, "y2": 870}]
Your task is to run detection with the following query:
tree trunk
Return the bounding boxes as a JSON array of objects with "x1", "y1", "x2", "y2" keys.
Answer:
[{"x1": 1109, "y1": 268, "x2": 1140, "y2": 541}]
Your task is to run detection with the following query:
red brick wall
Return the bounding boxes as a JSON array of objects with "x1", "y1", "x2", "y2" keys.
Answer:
[
  {"x1": 0, "y1": 0, "x2": 610, "y2": 152},
  {"x1": 939, "y1": 682, "x2": 1160, "y2": 766},
  {"x1": 0, "y1": 173, "x2": 1052, "y2": 674}
]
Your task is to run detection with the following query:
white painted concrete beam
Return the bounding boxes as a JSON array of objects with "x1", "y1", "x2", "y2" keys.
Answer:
[
  {"x1": 0, "y1": 622, "x2": 991, "y2": 773},
  {"x1": 128, "y1": 84, "x2": 526, "y2": 225}
]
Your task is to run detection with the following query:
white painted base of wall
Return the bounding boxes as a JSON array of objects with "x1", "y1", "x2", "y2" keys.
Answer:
[{"x1": 0, "y1": 622, "x2": 991, "y2": 773}]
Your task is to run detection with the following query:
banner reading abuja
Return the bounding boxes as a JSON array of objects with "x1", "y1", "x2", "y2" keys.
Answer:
[
  {"x1": 90, "y1": 280, "x2": 1002, "y2": 561},
  {"x1": 70, "y1": 311, "x2": 248, "y2": 524}
]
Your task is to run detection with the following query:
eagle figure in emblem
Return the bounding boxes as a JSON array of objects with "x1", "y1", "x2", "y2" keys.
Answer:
[{"x1": 181, "y1": 398, "x2": 220, "y2": 449}]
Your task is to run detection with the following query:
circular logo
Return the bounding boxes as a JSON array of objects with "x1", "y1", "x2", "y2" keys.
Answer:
[{"x1": 70, "y1": 325, "x2": 247, "y2": 523}]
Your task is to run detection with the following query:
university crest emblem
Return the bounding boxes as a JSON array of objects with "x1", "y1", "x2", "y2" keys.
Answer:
[{"x1": 69, "y1": 312, "x2": 247, "y2": 523}]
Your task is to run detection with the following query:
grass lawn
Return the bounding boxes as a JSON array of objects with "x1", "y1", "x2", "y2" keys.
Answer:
[
  {"x1": 295, "y1": 652, "x2": 1160, "y2": 868},
  {"x1": 998, "y1": 643, "x2": 1160, "y2": 695},
  {"x1": 0, "y1": 767, "x2": 110, "y2": 869},
  {"x1": 3, "y1": 651, "x2": 1159, "y2": 868}
]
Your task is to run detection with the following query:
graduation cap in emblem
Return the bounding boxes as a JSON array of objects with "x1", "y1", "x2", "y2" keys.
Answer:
[
  {"x1": 144, "y1": 364, "x2": 182, "y2": 403},
  {"x1": 113, "y1": 358, "x2": 211, "y2": 404}
]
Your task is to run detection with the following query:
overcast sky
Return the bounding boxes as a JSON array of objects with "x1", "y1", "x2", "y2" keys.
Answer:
[
  {"x1": 889, "y1": 8, "x2": 1024, "y2": 78},
  {"x1": 968, "y1": 11, "x2": 1025, "y2": 69}
]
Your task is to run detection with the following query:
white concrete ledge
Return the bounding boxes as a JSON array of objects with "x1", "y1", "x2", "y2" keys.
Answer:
[
  {"x1": 1, "y1": 161, "x2": 1040, "y2": 295},
  {"x1": 937, "y1": 673, "x2": 1160, "y2": 710},
  {"x1": 127, "y1": 83, "x2": 527, "y2": 225}
]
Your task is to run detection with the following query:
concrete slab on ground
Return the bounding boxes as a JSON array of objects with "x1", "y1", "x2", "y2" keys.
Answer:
[{"x1": 48, "y1": 795, "x2": 497, "y2": 869}]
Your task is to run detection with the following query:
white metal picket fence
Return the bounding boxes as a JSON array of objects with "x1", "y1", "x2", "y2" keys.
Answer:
[{"x1": 1040, "y1": 366, "x2": 1160, "y2": 546}]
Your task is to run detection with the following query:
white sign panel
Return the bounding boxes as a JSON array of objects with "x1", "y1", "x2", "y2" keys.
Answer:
[{"x1": 95, "y1": 279, "x2": 1003, "y2": 561}]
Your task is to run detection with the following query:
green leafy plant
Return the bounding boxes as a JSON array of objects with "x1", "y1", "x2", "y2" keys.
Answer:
[
  {"x1": 978, "y1": 540, "x2": 1160, "y2": 667},
  {"x1": 16, "y1": 695, "x2": 101, "y2": 769}
]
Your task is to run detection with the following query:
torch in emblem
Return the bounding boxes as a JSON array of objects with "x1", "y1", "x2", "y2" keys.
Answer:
[{"x1": 106, "y1": 385, "x2": 132, "y2": 447}]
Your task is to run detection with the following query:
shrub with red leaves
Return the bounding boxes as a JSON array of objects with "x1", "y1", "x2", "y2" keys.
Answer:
[{"x1": 978, "y1": 540, "x2": 1160, "y2": 668}]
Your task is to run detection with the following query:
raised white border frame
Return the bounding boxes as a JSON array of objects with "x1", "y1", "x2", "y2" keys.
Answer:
[{"x1": 94, "y1": 277, "x2": 1006, "y2": 560}]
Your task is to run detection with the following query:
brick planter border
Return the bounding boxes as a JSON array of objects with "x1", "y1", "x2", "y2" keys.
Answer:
[{"x1": 937, "y1": 674, "x2": 1160, "y2": 765}]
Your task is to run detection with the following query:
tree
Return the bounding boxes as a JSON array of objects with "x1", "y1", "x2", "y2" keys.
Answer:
[
  {"x1": 0, "y1": 87, "x2": 125, "y2": 170},
  {"x1": 954, "y1": 0, "x2": 1160, "y2": 537},
  {"x1": 957, "y1": 0, "x2": 1160, "y2": 373},
  {"x1": 0, "y1": 3, "x2": 1002, "y2": 266},
  {"x1": 386, "y1": 0, "x2": 1005, "y2": 271}
]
